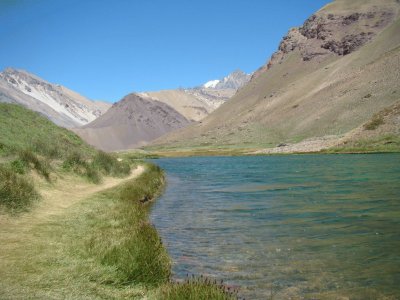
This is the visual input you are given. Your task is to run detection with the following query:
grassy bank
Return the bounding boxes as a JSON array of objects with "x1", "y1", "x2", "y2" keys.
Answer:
[
  {"x1": 0, "y1": 161, "x2": 234, "y2": 299},
  {"x1": 323, "y1": 134, "x2": 400, "y2": 154}
]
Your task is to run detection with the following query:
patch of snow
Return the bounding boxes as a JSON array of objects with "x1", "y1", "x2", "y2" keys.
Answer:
[{"x1": 203, "y1": 80, "x2": 220, "y2": 88}]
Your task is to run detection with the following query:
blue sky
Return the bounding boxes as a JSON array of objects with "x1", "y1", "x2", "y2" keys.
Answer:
[{"x1": 0, "y1": 0, "x2": 331, "y2": 102}]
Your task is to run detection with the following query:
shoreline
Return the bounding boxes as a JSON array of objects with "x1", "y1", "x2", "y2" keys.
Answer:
[{"x1": 145, "y1": 147, "x2": 400, "y2": 158}]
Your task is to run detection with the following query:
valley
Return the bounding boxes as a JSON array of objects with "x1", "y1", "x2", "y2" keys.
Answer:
[{"x1": 1, "y1": 0, "x2": 400, "y2": 299}]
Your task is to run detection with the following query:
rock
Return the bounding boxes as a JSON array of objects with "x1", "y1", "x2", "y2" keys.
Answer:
[
  {"x1": 321, "y1": 33, "x2": 371, "y2": 55},
  {"x1": 342, "y1": 13, "x2": 361, "y2": 25}
]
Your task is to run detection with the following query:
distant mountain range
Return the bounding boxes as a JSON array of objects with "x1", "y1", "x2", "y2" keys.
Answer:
[
  {"x1": 140, "y1": 69, "x2": 251, "y2": 121},
  {"x1": 202, "y1": 70, "x2": 252, "y2": 90},
  {"x1": 0, "y1": 67, "x2": 249, "y2": 151},
  {"x1": 74, "y1": 70, "x2": 250, "y2": 150},
  {"x1": 0, "y1": 68, "x2": 110, "y2": 128}
]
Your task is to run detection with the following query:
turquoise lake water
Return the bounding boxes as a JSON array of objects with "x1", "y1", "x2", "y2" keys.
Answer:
[{"x1": 150, "y1": 154, "x2": 400, "y2": 299}]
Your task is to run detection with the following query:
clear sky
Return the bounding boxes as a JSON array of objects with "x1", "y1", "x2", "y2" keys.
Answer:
[{"x1": 0, "y1": 0, "x2": 331, "y2": 102}]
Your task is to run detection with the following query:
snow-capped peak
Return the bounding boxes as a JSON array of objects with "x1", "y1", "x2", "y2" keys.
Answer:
[{"x1": 203, "y1": 79, "x2": 220, "y2": 88}]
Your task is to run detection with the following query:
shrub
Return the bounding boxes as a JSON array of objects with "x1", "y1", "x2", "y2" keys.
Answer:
[{"x1": 0, "y1": 164, "x2": 40, "y2": 211}]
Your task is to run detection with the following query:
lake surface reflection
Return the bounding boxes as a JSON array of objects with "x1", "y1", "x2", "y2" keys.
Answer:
[{"x1": 150, "y1": 154, "x2": 400, "y2": 299}]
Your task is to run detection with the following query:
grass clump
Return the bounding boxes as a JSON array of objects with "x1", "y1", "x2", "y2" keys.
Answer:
[
  {"x1": 62, "y1": 151, "x2": 101, "y2": 183},
  {"x1": 327, "y1": 134, "x2": 400, "y2": 153},
  {"x1": 0, "y1": 164, "x2": 39, "y2": 211},
  {"x1": 62, "y1": 151, "x2": 131, "y2": 183},
  {"x1": 364, "y1": 114, "x2": 384, "y2": 130},
  {"x1": 92, "y1": 151, "x2": 130, "y2": 177},
  {"x1": 155, "y1": 276, "x2": 238, "y2": 300},
  {"x1": 18, "y1": 149, "x2": 51, "y2": 180}
]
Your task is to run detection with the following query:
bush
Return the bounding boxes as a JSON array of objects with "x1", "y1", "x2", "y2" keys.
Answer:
[{"x1": 0, "y1": 165, "x2": 40, "y2": 211}]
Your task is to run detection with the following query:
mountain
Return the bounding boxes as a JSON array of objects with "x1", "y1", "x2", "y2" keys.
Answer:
[
  {"x1": 0, "y1": 68, "x2": 110, "y2": 128},
  {"x1": 203, "y1": 70, "x2": 252, "y2": 90},
  {"x1": 73, "y1": 93, "x2": 190, "y2": 151},
  {"x1": 150, "y1": 0, "x2": 400, "y2": 152},
  {"x1": 140, "y1": 70, "x2": 251, "y2": 121}
]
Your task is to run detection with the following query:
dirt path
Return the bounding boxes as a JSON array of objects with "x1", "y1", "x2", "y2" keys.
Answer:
[
  {"x1": 0, "y1": 165, "x2": 147, "y2": 298},
  {"x1": 0, "y1": 165, "x2": 145, "y2": 228}
]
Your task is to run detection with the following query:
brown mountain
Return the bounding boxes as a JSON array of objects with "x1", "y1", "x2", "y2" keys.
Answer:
[
  {"x1": 73, "y1": 93, "x2": 190, "y2": 151},
  {"x1": 139, "y1": 70, "x2": 251, "y2": 121},
  {"x1": 150, "y1": 0, "x2": 400, "y2": 152}
]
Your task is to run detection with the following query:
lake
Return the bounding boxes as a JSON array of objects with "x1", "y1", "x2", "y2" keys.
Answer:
[{"x1": 150, "y1": 154, "x2": 400, "y2": 299}]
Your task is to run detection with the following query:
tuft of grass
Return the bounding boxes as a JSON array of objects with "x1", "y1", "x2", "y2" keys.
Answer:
[
  {"x1": 62, "y1": 151, "x2": 101, "y2": 183},
  {"x1": 0, "y1": 164, "x2": 40, "y2": 212},
  {"x1": 154, "y1": 276, "x2": 238, "y2": 300},
  {"x1": 364, "y1": 114, "x2": 384, "y2": 130},
  {"x1": 10, "y1": 159, "x2": 26, "y2": 175},
  {"x1": 62, "y1": 151, "x2": 131, "y2": 183},
  {"x1": 18, "y1": 149, "x2": 51, "y2": 180},
  {"x1": 92, "y1": 151, "x2": 131, "y2": 177}
]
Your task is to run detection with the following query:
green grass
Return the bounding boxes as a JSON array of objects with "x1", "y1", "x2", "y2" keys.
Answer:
[
  {"x1": 0, "y1": 161, "x2": 236, "y2": 299},
  {"x1": 92, "y1": 151, "x2": 131, "y2": 177},
  {"x1": 0, "y1": 164, "x2": 39, "y2": 212},
  {"x1": 62, "y1": 150, "x2": 131, "y2": 183},
  {"x1": 325, "y1": 134, "x2": 400, "y2": 153},
  {"x1": 86, "y1": 163, "x2": 170, "y2": 286},
  {"x1": 0, "y1": 103, "x2": 94, "y2": 158},
  {"x1": 18, "y1": 149, "x2": 51, "y2": 180},
  {"x1": 363, "y1": 114, "x2": 384, "y2": 130},
  {"x1": 0, "y1": 103, "x2": 133, "y2": 209},
  {"x1": 153, "y1": 276, "x2": 237, "y2": 300}
]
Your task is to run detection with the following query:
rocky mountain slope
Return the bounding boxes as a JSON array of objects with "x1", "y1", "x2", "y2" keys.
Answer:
[
  {"x1": 150, "y1": 0, "x2": 400, "y2": 151},
  {"x1": 73, "y1": 93, "x2": 190, "y2": 151},
  {"x1": 140, "y1": 70, "x2": 250, "y2": 121},
  {"x1": 0, "y1": 68, "x2": 110, "y2": 127}
]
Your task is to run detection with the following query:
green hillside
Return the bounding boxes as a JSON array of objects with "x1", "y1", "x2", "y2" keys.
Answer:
[
  {"x1": 0, "y1": 103, "x2": 130, "y2": 212},
  {"x1": 0, "y1": 103, "x2": 94, "y2": 158}
]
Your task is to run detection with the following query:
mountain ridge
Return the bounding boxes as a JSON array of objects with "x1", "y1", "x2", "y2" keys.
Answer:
[
  {"x1": 0, "y1": 68, "x2": 111, "y2": 128},
  {"x1": 140, "y1": 69, "x2": 251, "y2": 121}
]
